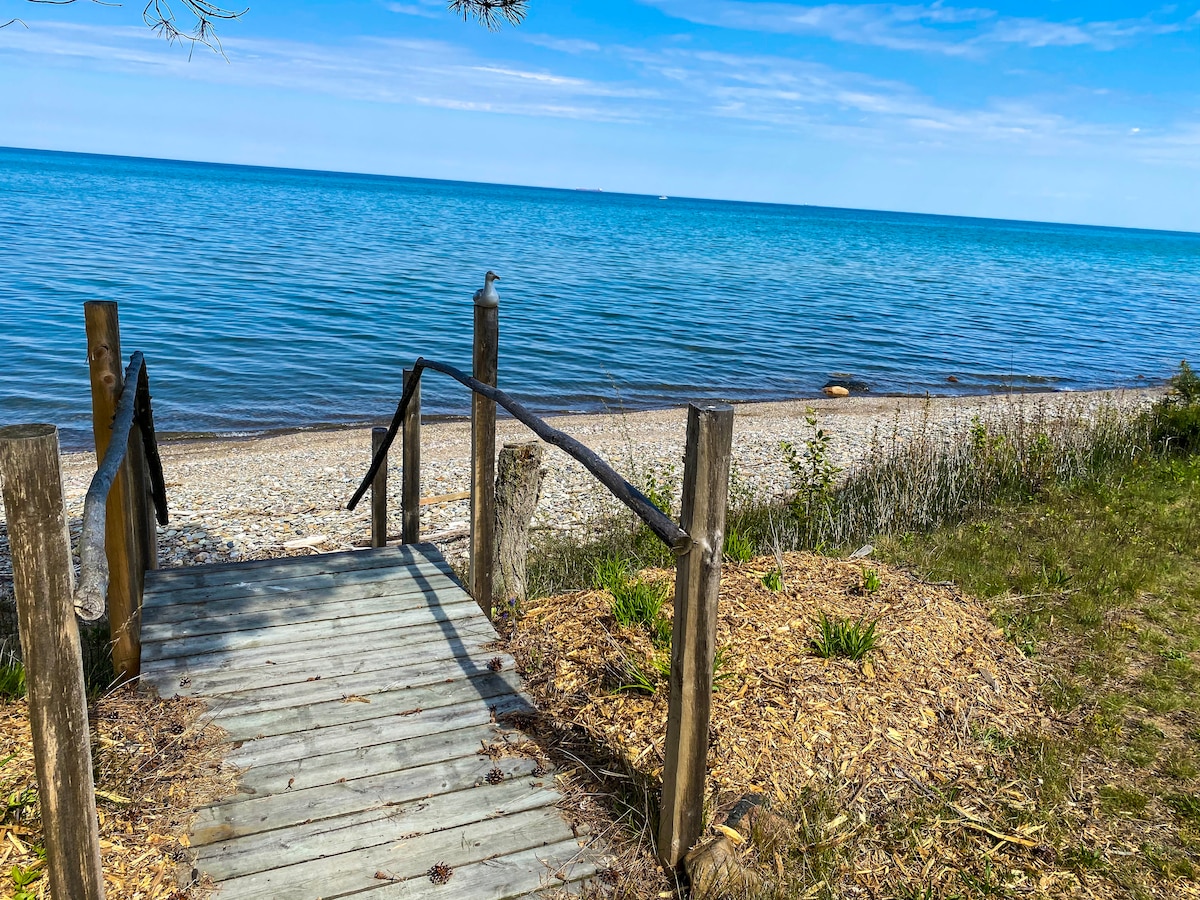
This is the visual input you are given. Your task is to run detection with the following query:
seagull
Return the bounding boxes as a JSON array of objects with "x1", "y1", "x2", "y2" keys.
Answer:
[{"x1": 473, "y1": 270, "x2": 500, "y2": 308}]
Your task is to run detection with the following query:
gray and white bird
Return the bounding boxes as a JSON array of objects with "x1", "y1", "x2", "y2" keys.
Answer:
[{"x1": 473, "y1": 270, "x2": 500, "y2": 308}]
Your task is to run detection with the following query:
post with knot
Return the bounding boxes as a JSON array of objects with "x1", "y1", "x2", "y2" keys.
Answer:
[
  {"x1": 470, "y1": 271, "x2": 500, "y2": 616},
  {"x1": 0, "y1": 425, "x2": 107, "y2": 900},
  {"x1": 658, "y1": 402, "x2": 734, "y2": 868}
]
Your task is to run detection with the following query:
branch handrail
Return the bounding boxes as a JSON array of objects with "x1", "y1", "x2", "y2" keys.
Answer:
[
  {"x1": 347, "y1": 358, "x2": 690, "y2": 552},
  {"x1": 74, "y1": 352, "x2": 169, "y2": 620}
]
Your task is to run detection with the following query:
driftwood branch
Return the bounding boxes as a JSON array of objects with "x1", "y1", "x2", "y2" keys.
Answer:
[
  {"x1": 74, "y1": 353, "x2": 145, "y2": 621},
  {"x1": 348, "y1": 358, "x2": 689, "y2": 552}
]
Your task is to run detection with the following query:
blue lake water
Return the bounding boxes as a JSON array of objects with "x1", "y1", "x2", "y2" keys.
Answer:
[{"x1": 2, "y1": 146, "x2": 1198, "y2": 450}]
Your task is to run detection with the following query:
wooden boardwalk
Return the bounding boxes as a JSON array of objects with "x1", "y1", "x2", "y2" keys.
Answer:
[{"x1": 139, "y1": 543, "x2": 601, "y2": 899}]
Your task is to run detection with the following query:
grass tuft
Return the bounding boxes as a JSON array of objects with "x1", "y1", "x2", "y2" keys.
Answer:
[{"x1": 811, "y1": 613, "x2": 878, "y2": 661}]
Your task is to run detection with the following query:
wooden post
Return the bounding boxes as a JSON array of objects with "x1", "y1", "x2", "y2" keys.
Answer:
[
  {"x1": 84, "y1": 300, "x2": 144, "y2": 683},
  {"x1": 495, "y1": 440, "x2": 544, "y2": 606},
  {"x1": 470, "y1": 297, "x2": 499, "y2": 616},
  {"x1": 0, "y1": 425, "x2": 107, "y2": 900},
  {"x1": 402, "y1": 368, "x2": 421, "y2": 545},
  {"x1": 658, "y1": 403, "x2": 734, "y2": 868},
  {"x1": 371, "y1": 426, "x2": 388, "y2": 548}
]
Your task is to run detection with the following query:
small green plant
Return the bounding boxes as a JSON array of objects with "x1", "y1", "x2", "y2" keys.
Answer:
[
  {"x1": 811, "y1": 613, "x2": 878, "y2": 661},
  {"x1": 610, "y1": 579, "x2": 667, "y2": 629},
  {"x1": 712, "y1": 646, "x2": 736, "y2": 687},
  {"x1": 761, "y1": 569, "x2": 783, "y2": 591},
  {"x1": 10, "y1": 864, "x2": 41, "y2": 900},
  {"x1": 640, "y1": 463, "x2": 678, "y2": 517},
  {"x1": 593, "y1": 556, "x2": 631, "y2": 594},
  {"x1": 612, "y1": 659, "x2": 657, "y2": 695},
  {"x1": 861, "y1": 567, "x2": 882, "y2": 593},
  {"x1": 1062, "y1": 845, "x2": 1105, "y2": 871},
  {"x1": 723, "y1": 527, "x2": 754, "y2": 564},
  {"x1": 1043, "y1": 565, "x2": 1072, "y2": 589},
  {"x1": 782, "y1": 409, "x2": 841, "y2": 541},
  {"x1": 1165, "y1": 792, "x2": 1200, "y2": 822},
  {"x1": 0, "y1": 662, "x2": 25, "y2": 700}
]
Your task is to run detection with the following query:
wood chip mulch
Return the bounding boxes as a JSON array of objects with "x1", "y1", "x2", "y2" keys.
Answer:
[
  {"x1": 504, "y1": 552, "x2": 1170, "y2": 898},
  {"x1": 0, "y1": 686, "x2": 237, "y2": 899}
]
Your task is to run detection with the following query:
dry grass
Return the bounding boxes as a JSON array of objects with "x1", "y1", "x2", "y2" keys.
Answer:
[{"x1": 0, "y1": 687, "x2": 237, "y2": 899}]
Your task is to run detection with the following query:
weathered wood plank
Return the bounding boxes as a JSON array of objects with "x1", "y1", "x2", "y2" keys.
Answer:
[
  {"x1": 192, "y1": 753, "x2": 542, "y2": 845},
  {"x1": 365, "y1": 837, "x2": 602, "y2": 900},
  {"x1": 231, "y1": 721, "x2": 507, "y2": 795},
  {"x1": 222, "y1": 693, "x2": 534, "y2": 771},
  {"x1": 212, "y1": 669, "x2": 526, "y2": 741},
  {"x1": 198, "y1": 776, "x2": 561, "y2": 882},
  {"x1": 144, "y1": 556, "x2": 453, "y2": 610},
  {"x1": 141, "y1": 595, "x2": 485, "y2": 662},
  {"x1": 141, "y1": 581, "x2": 481, "y2": 641},
  {"x1": 194, "y1": 650, "x2": 518, "y2": 716},
  {"x1": 142, "y1": 543, "x2": 452, "y2": 593},
  {"x1": 209, "y1": 805, "x2": 574, "y2": 899},
  {"x1": 140, "y1": 629, "x2": 501, "y2": 698},
  {"x1": 143, "y1": 562, "x2": 455, "y2": 622}
]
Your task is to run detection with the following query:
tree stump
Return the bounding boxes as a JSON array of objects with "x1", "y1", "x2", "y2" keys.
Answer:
[{"x1": 494, "y1": 440, "x2": 544, "y2": 606}]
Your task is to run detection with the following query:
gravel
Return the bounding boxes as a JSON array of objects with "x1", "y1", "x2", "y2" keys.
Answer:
[{"x1": 7, "y1": 388, "x2": 1161, "y2": 574}]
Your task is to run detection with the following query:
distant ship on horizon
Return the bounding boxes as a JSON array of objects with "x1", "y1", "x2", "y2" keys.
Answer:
[{"x1": 574, "y1": 187, "x2": 603, "y2": 192}]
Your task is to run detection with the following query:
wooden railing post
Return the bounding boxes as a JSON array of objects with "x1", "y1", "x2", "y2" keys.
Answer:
[
  {"x1": 658, "y1": 402, "x2": 734, "y2": 868},
  {"x1": 470, "y1": 283, "x2": 499, "y2": 616},
  {"x1": 402, "y1": 367, "x2": 421, "y2": 544},
  {"x1": 84, "y1": 300, "x2": 145, "y2": 683},
  {"x1": 370, "y1": 426, "x2": 388, "y2": 548},
  {"x1": 0, "y1": 425, "x2": 107, "y2": 900}
]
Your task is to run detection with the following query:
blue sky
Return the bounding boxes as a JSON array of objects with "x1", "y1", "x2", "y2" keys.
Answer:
[{"x1": 2, "y1": 1, "x2": 1198, "y2": 230}]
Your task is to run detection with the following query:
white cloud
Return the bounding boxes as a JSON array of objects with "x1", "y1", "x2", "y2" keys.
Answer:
[
  {"x1": 4, "y1": 18, "x2": 1196, "y2": 166},
  {"x1": 385, "y1": 0, "x2": 443, "y2": 18},
  {"x1": 639, "y1": 0, "x2": 1200, "y2": 55}
]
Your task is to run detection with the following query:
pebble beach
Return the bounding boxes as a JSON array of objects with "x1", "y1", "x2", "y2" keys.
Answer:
[{"x1": 22, "y1": 388, "x2": 1157, "y2": 575}]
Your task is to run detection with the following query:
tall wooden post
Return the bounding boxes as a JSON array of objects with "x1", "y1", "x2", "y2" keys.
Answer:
[
  {"x1": 370, "y1": 427, "x2": 388, "y2": 548},
  {"x1": 401, "y1": 367, "x2": 421, "y2": 545},
  {"x1": 84, "y1": 300, "x2": 144, "y2": 683},
  {"x1": 658, "y1": 403, "x2": 734, "y2": 868},
  {"x1": 0, "y1": 425, "x2": 107, "y2": 900},
  {"x1": 470, "y1": 292, "x2": 499, "y2": 616}
]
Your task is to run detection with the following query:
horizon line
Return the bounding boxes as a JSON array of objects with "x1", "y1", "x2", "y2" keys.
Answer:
[{"x1": 4, "y1": 144, "x2": 1198, "y2": 238}]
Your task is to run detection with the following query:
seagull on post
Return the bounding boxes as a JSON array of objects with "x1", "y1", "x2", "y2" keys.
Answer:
[{"x1": 473, "y1": 270, "x2": 500, "y2": 308}]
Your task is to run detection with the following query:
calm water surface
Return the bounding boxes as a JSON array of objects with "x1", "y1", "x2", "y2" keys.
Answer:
[{"x1": 2, "y1": 147, "x2": 1198, "y2": 448}]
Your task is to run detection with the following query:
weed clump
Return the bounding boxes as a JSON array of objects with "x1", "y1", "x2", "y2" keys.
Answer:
[
  {"x1": 811, "y1": 613, "x2": 878, "y2": 661},
  {"x1": 1150, "y1": 359, "x2": 1200, "y2": 453},
  {"x1": 594, "y1": 557, "x2": 671, "y2": 648}
]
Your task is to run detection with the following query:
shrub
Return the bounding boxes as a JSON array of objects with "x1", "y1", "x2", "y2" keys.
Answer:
[{"x1": 1151, "y1": 360, "x2": 1200, "y2": 454}]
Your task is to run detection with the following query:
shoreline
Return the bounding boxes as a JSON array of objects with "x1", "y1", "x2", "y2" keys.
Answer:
[
  {"x1": 110, "y1": 381, "x2": 1171, "y2": 453},
  {"x1": 12, "y1": 386, "x2": 1157, "y2": 575}
]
